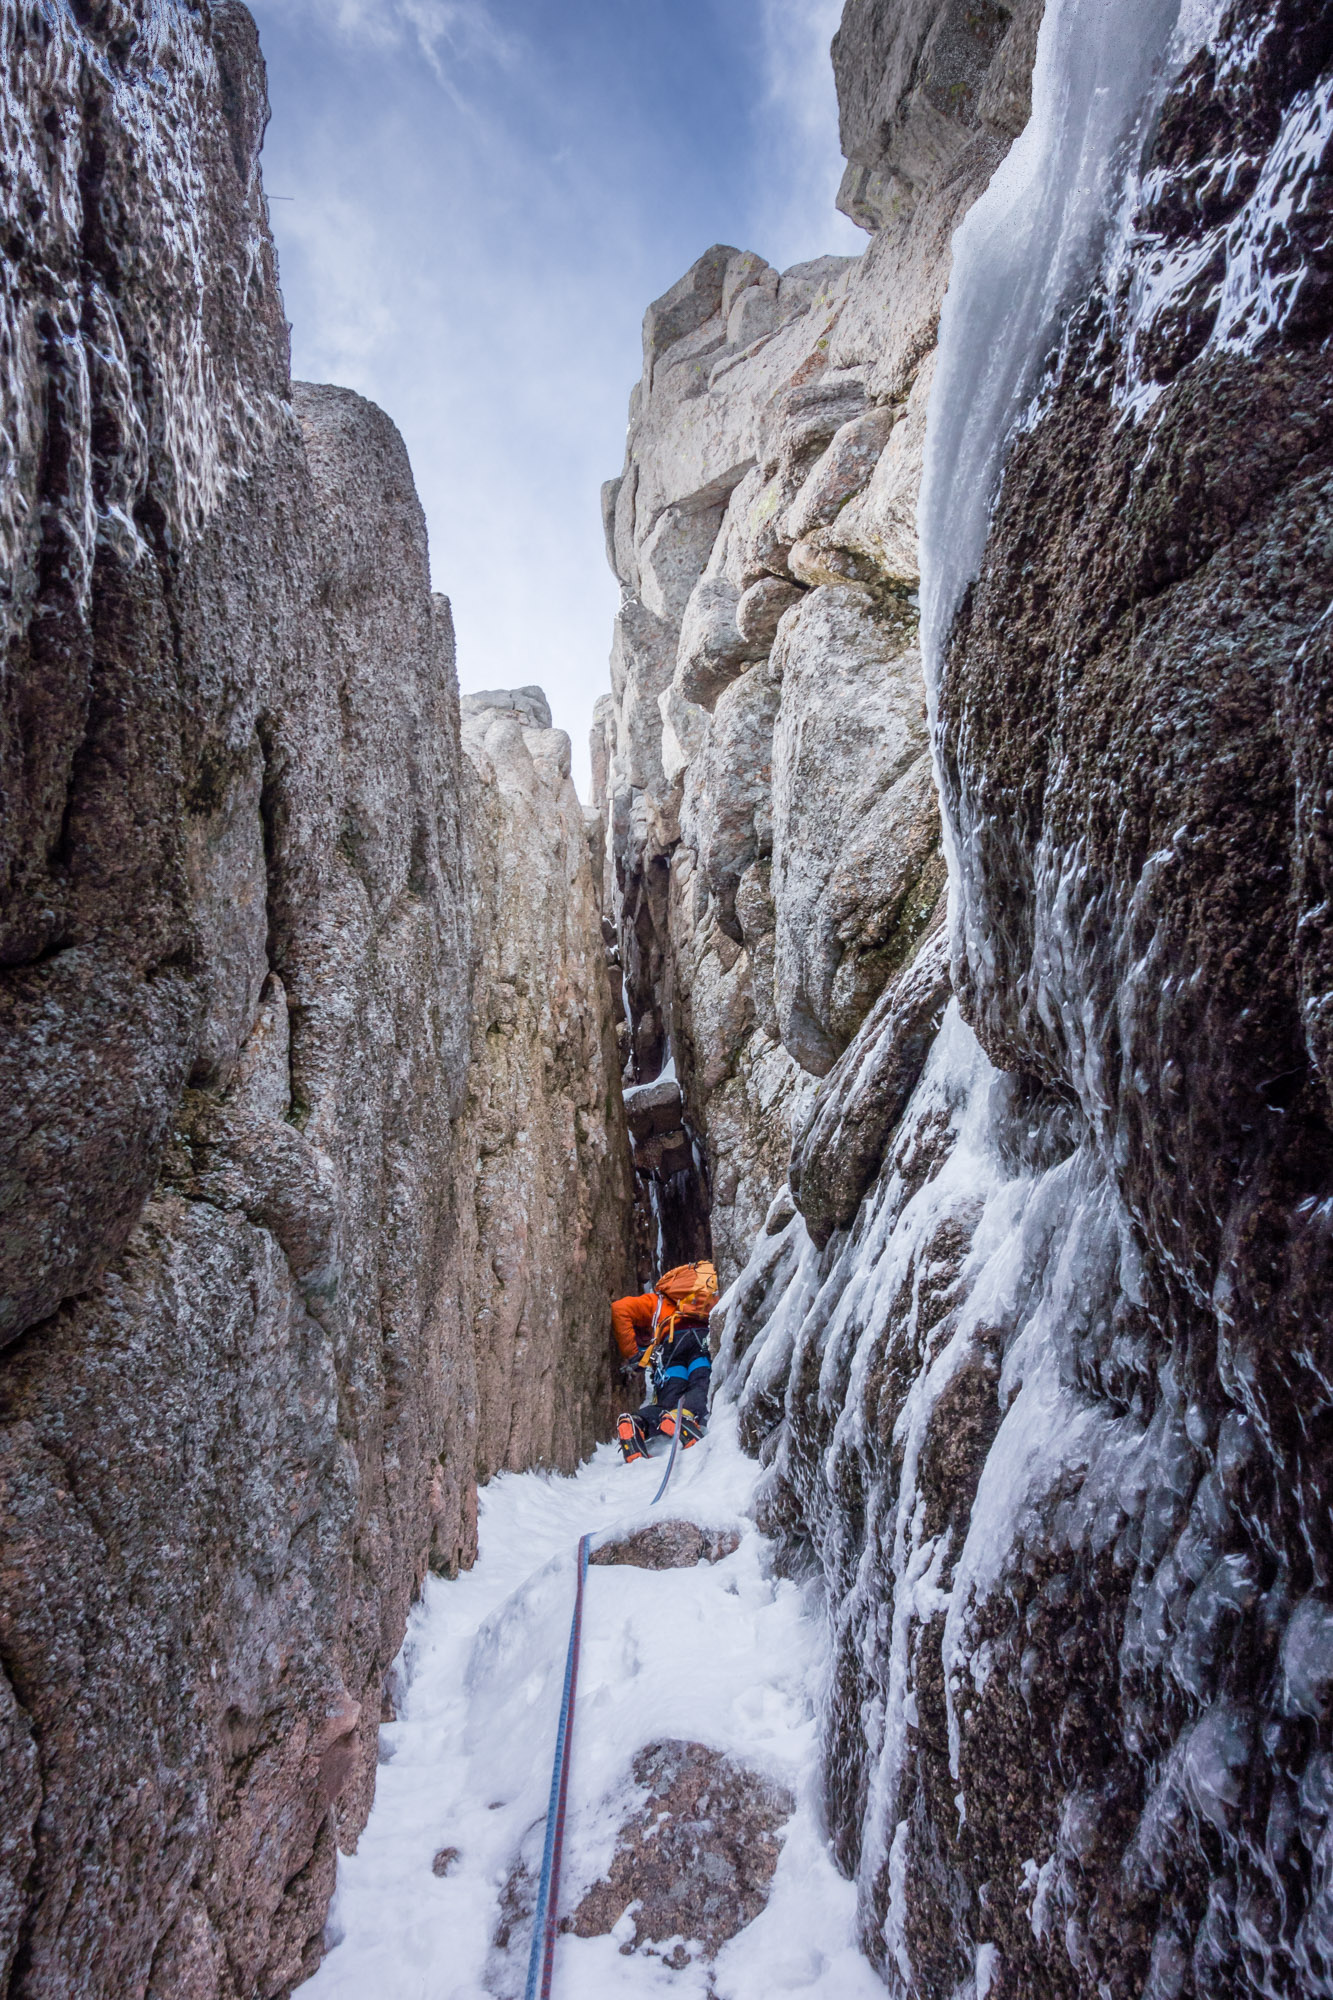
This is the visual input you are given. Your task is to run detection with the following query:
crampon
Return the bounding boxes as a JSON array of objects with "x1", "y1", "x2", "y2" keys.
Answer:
[
  {"x1": 616, "y1": 1412, "x2": 648, "y2": 1463},
  {"x1": 657, "y1": 1406, "x2": 705, "y2": 1449}
]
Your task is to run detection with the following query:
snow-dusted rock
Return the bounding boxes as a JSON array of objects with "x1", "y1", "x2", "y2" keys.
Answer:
[
  {"x1": 0, "y1": 15, "x2": 634, "y2": 1992},
  {"x1": 622, "y1": 1075, "x2": 685, "y2": 1140},
  {"x1": 570, "y1": 1740, "x2": 794, "y2": 1958},
  {"x1": 589, "y1": 1521, "x2": 741, "y2": 1568}
]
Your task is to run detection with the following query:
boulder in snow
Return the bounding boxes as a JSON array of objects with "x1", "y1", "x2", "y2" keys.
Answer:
[
  {"x1": 569, "y1": 1740, "x2": 793, "y2": 1957},
  {"x1": 589, "y1": 1522, "x2": 740, "y2": 1570}
]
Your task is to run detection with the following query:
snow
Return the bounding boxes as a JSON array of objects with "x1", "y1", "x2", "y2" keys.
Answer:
[{"x1": 297, "y1": 1413, "x2": 883, "y2": 2000}]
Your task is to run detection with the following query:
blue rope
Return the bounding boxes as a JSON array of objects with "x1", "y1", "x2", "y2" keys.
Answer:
[
  {"x1": 650, "y1": 1407, "x2": 682, "y2": 1506},
  {"x1": 521, "y1": 1384, "x2": 703, "y2": 1991},
  {"x1": 523, "y1": 1531, "x2": 591, "y2": 2000}
]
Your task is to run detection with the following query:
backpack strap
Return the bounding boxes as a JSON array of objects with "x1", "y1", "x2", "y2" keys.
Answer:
[{"x1": 636, "y1": 1301, "x2": 679, "y2": 1379}]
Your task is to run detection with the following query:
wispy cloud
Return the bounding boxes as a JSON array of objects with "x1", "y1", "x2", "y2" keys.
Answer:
[
  {"x1": 273, "y1": 192, "x2": 401, "y2": 388},
  {"x1": 752, "y1": 0, "x2": 863, "y2": 264},
  {"x1": 267, "y1": 0, "x2": 520, "y2": 80}
]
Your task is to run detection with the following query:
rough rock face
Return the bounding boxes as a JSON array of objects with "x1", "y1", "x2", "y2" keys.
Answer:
[
  {"x1": 568, "y1": 1740, "x2": 794, "y2": 1960},
  {"x1": 591, "y1": 0, "x2": 1035, "y2": 1277},
  {"x1": 0, "y1": 9, "x2": 630, "y2": 1995},
  {"x1": 713, "y1": 1, "x2": 1333, "y2": 1997},
  {"x1": 458, "y1": 688, "x2": 634, "y2": 1479},
  {"x1": 589, "y1": 1521, "x2": 741, "y2": 1570}
]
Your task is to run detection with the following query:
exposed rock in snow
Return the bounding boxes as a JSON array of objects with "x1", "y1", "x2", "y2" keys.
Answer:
[
  {"x1": 0, "y1": 9, "x2": 632, "y2": 1992},
  {"x1": 590, "y1": 1520, "x2": 742, "y2": 1569},
  {"x1": 569, "y1": 1739, "x2": 794, "y2": 1958}
]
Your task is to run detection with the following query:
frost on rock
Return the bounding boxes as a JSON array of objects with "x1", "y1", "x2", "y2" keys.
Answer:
[
  {"x1": 0, "y1": 2, "x2": 288, "y2": 640},
  {"x1": 720, "y1": 0, "x2": 1333, "y2": 1993}
]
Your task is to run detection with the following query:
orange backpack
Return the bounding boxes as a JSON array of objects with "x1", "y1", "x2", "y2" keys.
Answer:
[{"x1": 638, "y1": 1262, "x2": 719, "y2": 1376}]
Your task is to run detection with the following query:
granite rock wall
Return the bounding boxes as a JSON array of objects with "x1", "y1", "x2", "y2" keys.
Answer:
[
  {"x1": 707, "y1": 1, "x2": 1333, "y2": 1997},
  {"x1": 590, "y1": 0, "x2": 1041, "y2": 1278},
  {"x1": 0, "y1": 8, "x2": 631, "y2": 1995},
  {"x1": 458, "y1": 687, "x2": 635, "y2": 1480}
]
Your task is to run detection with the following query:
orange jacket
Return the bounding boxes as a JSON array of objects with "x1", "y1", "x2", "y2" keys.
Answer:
[{"x1": 611, "y1": 1293, "x2": 658, "y2": 1362}]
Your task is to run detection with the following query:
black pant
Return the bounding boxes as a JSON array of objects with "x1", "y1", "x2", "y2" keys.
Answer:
[{"x1": 640, "y1": 1372, "x2": 709, "y2": 1436}]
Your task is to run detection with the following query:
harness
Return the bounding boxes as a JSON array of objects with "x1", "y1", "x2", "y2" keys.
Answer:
[
  {"x1": 638, "y1": 1305, "x2": 710, "y2": 1395},
  {"x1": 635, "y1": 1262, "x2": 718, "y2": 1389},
  {"x1": 657, "y1": 1350, "x2": 711, "y2": 1387}
]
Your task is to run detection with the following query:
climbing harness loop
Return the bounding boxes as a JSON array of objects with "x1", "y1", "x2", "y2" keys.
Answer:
[
  {"x1": 523, "y1": 1531, "x2": 591, "y2": 2000},
  {"x1": 659, "y1": 1354, "x2": 710, "y2": 1388}
]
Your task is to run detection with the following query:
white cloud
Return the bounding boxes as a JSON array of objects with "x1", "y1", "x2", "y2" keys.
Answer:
[
  {"x1": 752, "y1": 0, "x2": 863, "y2": 265},
  {"x1": 268, "y1": 0, "x2": 519, "y2": 77}
]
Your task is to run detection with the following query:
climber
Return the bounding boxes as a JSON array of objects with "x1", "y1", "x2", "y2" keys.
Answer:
[{"x1": 612, "y1": 1260, "x2": 718, "y2": 1464}]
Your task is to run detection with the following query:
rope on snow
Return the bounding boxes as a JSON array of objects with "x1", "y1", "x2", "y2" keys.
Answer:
[
  {"x1": 523, "y1": 1398, "x2": 695, "y2": 1994},
  {"x1": 649, "y1": 1406, "x2": 683, "y2": 1506},
  {"x1": 523, "y1": 1530, "x2": 591, "y2": 2000}
]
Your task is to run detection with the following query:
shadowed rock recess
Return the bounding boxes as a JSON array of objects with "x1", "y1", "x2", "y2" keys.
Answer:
[
  {"x1": 596, "y1": 0, "x2": 1333, "y2": 1995},
  {"x1": 0, "y1": 7, "x2": 631, "y2": 1996}
]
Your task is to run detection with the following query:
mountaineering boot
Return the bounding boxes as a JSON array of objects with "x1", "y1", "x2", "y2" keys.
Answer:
[
  {"x1": 678, "y1": 1407, "x2": 705, "y2": 1449},
  {"x1": 617, "y1": 1412, "x2": 648, "y2": 1464}
]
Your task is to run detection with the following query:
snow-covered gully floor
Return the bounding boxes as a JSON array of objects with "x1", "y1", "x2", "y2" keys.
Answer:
[{"x1": 300, "y1": 1406, "x2": 882, "y2": 1999}]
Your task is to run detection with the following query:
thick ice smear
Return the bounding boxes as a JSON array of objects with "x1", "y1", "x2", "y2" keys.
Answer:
[
  {"x1": 724, "y1": 1007, "x2": 1147, "y2": 1988},
  {"x1": 298, "y1": 1418, "x2": 883, "y2": 2000},
  {"x1": 918, "y1": 0, "x2": 1185, "y2": 714}
]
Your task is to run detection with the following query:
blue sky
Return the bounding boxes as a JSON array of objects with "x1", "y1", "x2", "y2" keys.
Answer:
[{"x1": 248, "y1": 0, "x2": 861, "y2": 792}]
